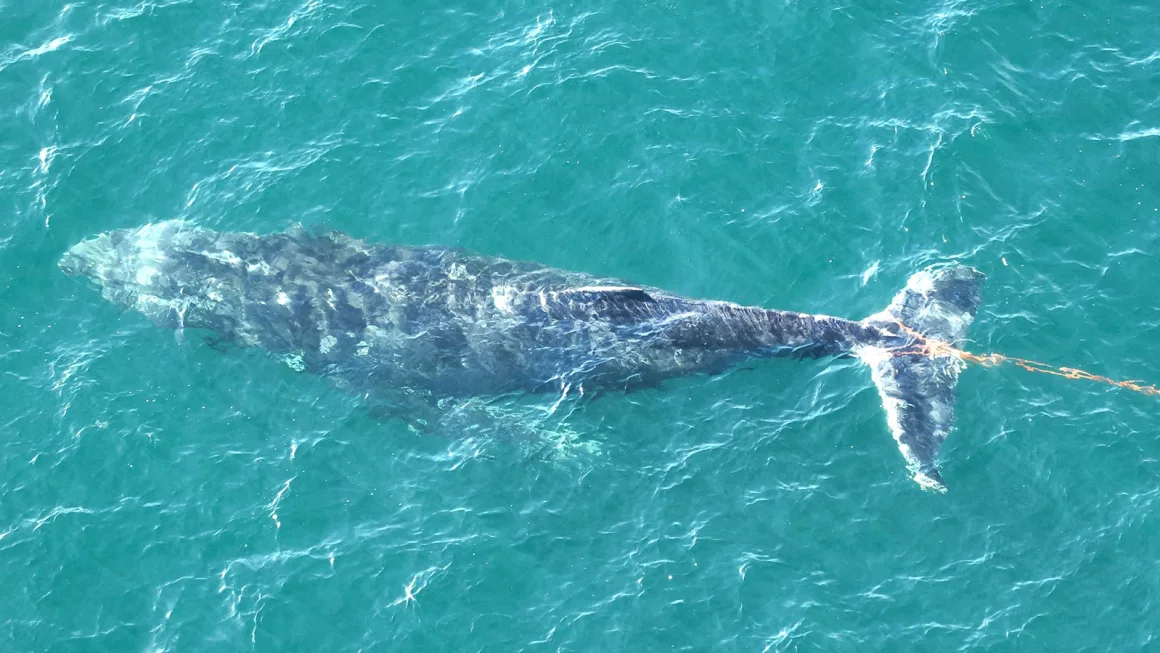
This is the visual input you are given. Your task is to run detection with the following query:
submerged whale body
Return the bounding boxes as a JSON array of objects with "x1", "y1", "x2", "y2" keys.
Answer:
[{"x1": 60, "y1": 221, "x2": 984, "y2": 491}]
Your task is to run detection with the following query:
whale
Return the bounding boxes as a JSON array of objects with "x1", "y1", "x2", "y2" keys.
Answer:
[{"x1": 59, "y1": 221, "x2": 984, "y2": 491}]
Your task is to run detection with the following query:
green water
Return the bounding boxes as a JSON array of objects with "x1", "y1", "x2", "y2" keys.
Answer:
[{"x1": 3, "y1": 1, "x2": 1160, "y2": 650}]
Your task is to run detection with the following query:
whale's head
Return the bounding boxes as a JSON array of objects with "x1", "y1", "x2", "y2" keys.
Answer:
[
  {"x1": 60, "y1": 230, "x2": 127, "y2": 282},
  {"x1": 60, "y1": 221, "x2": 226, "y2": 327}
]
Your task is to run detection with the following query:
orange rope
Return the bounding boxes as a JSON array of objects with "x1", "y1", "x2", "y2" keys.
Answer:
[{"x1": 891, "y1": 323, "x2": 1160, "y2": 398}]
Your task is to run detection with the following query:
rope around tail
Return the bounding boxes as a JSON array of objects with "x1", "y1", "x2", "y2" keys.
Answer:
[{"x1": 892, "y1": 323, "x2": 1160, "y2": 398}]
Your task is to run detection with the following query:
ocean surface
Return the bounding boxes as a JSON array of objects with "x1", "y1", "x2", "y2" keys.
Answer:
[{"x1": 2, "y1": 1, "x2": 1160, "y2": 650}]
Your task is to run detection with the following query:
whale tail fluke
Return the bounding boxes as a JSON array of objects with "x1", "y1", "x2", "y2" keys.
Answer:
[{"x1": 857, "y1": 265, "x2": 985, "y2": 492}]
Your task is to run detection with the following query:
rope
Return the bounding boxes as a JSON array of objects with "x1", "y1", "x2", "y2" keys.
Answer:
[{"x1": 891, "y1": 322, "x2": 1160, "y2": 398}]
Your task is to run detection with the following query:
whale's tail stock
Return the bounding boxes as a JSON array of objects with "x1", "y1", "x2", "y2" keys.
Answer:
[{"x1": 856, "y1": 265, "x2": 986, "y2": 493}]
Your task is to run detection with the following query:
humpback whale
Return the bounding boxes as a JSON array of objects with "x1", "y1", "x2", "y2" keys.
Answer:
[{"x1": 59, "y1": 221, "x2": 984, "y2": 491}]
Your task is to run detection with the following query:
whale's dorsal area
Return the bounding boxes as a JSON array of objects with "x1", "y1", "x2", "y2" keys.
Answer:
[
  {"x1": 558, "y1": 286, "x2": 656, "y2": 303},
  {"x1": 60, "y1": 221, "x2": 984, "y2": 491}
]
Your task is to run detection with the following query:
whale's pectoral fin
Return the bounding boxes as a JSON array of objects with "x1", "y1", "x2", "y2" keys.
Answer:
[
  {"x1": 858, "y1": 265, "x2": 985, "y2": 492},
  {"x1": 364, "y1": 389, "x2": 444, "y2": 431},
  {"x1": 203, "y1": 331, "x2": 240, "y2": 353}
]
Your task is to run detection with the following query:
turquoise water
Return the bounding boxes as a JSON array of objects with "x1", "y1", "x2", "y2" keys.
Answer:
[{"x1": 3, "y1": 0, "x2": 1160, "y2": 650}]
